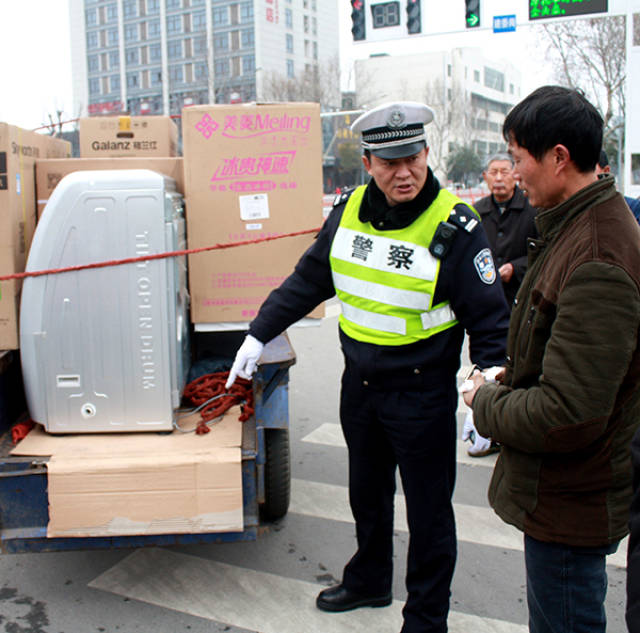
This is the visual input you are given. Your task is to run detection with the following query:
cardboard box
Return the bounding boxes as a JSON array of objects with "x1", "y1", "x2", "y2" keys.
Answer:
[
  {"x1": 182, "y1": 103, "x2": 324, "y2": 323},
  {"x1": 79, "y1": 115, "x2": 179, "y2": 158},
  {"x1": 35, "y1": 157, "x2": 184, "y2": 218},
  {"x1": 0, "y1": 124, "x2": 70, "y2": 350},
  {"x1": 11, "y1": 409, "x2": 244, "y2": 537}
]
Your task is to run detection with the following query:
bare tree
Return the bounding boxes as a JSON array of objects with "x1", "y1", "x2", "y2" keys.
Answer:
[
  {"x1": 536, "y1": 16, "x2": 626, "y2": 149},
  {"x1": 421, "y1": 78, "x2": 478, "y2": 181},
  {"x1": 261, "y1": 55, "x2": 341, "y2": 110}
]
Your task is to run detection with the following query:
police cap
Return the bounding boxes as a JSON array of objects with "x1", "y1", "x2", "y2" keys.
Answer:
[{"x1": 350, "y1": 101, "x2": 434, "y2": 159}]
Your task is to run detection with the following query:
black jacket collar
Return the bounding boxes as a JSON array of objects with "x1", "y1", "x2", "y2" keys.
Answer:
[{"x1": 358, "y1": 168, "x2": 440, "y2": 230}]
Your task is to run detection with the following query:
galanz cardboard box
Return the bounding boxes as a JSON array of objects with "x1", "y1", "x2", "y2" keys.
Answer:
[
  {"x1": 79, "y1": 115, "x2": 179, "y2": 158},
  {"x1": 182, "y1": 103, "x2": 324, "y2": 323},
  {"x1": 0, "y1": 123, "x2": 71, "y2": 349}
]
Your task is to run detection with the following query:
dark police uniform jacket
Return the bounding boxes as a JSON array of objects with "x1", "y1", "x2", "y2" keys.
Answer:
[
  {"x1": 248, "y1": 168, "x2": 509, "y2": 385},
  {"x1": 474, "y1": 186, "x2": 538, "y2": 307}
]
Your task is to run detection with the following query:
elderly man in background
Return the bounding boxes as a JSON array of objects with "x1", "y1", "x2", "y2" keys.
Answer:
[{"x1": 475, "y1": 153, "x2": 538, "y2": 308}]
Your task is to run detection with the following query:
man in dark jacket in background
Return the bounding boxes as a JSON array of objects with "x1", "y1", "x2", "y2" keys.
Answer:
[
  {"x1": 463, "y1": 86, "x2": 640, "y2": 633},
  {"x1": 474, "y1": 153, "x2": 538, "y2": 308}
]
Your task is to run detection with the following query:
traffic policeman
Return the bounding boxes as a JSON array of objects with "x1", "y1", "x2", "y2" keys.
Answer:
[{"x1": 226, "y1": 101, "x2": 510, "y2": 633}]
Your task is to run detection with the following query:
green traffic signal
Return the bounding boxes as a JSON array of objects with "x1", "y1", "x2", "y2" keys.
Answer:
[
  {"x1": 465, "y1": 0, "x2": 480, "y2": 28},
  {"x1": 466, "y1": 13, "x2": 479, "y2": 27}
]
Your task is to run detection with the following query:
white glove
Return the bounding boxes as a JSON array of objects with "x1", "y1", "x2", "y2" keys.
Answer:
[
  {"x1": 461, "y1": 409, "x2": 492, "y2": 455},
  {"x1": 225, "y1": 335, "x2": 265, "y2": 389}
]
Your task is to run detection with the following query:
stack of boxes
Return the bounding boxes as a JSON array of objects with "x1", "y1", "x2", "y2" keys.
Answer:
[
  {"x1": 9, "y1": 103, "x2": 324, "y2": 348},
  {"x1": 0, "y1": 124, "x2": 71, "y2": 349}
]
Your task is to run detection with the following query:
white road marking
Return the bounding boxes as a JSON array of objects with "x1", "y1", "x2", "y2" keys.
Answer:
[
  {"x1": 290, "y1": 471, "x2": 628, "y2": 569},
  {"x1": 301, "y1": 422, "x2": 498, "y2": 468},
  {"x1": 90, "y1": 547, "x2": 528, "y2": 633}
]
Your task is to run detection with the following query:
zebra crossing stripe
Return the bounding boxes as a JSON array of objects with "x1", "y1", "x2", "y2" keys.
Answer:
[
  {"x1": 89, "y1": 547, "x2": 528, "y2": 633},
  {"x1": 301, "y1": 422, "x2": 498, "y2": 468},
  {"x1": 290, "y1": 476, "x2": 628, "y2": 569}
]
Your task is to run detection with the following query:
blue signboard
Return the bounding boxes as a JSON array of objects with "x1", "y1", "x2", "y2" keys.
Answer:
[{"x1": 493, "y1": 14, "x2": 516, "y2": 33}]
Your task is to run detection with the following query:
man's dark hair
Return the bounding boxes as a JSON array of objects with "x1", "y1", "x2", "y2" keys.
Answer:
[
  {"x1": 598, "y1": 149, "x2": 609, "y2": 169},
  {"x1": 503, "y1": 86, "x2": 603, "y2": 173}
]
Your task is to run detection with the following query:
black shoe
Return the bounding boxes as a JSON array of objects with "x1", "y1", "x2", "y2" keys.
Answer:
[{"x1": 316, "y1": 584, "x2": 392, "y2": 612}]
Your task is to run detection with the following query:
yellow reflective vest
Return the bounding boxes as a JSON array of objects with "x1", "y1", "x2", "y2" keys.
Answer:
[{"x1": 329, "y1": 185, "x2": 468, "y2": 346}]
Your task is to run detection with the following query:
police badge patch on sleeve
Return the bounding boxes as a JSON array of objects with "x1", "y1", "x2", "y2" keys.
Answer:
[{"x1": 473, "y1": 248, "x2": 497, "y2": 284}]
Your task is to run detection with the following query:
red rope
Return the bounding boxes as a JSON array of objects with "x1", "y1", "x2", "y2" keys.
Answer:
[
  {"x1": 0, "y1": 227, "x2": 321, "y2": 282},
  {"x1": 182, "y1": 371, "x2": 254, "y2": 434}
]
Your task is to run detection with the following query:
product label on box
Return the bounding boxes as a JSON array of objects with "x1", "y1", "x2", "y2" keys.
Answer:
[
  {"x1": 239, "y1": 194, "x2": 269, "y2": 221},
  {"x1": 246, "y1": 223, "x2": 263, "y2": 231}
]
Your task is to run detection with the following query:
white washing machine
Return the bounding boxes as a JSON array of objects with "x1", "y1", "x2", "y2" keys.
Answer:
[{"x1": 20, "y1": 169, "x2": 190, "y2": 433}]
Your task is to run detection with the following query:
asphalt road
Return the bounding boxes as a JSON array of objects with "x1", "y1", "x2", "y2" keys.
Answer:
[{"x1": 0, "y1": 306, "x2": 629, "y2": 633}]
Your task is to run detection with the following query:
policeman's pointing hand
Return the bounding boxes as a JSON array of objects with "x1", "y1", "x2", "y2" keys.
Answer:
[{"x1": 225, "y1": 334, "x2": 265, "y2": 389}]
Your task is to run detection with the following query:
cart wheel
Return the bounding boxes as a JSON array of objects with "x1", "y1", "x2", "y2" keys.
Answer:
[{"x1": 261, "y1": 428, "x2": 291, "y2": 521}]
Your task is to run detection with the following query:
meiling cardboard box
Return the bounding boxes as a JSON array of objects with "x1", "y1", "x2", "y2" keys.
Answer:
[
  {"x1": 35, "y1": 157, "x2": 184, "y2": 218},
  {"x1": 79, "y1": 115, "x2": 179, "y2": 158},
  {"x1": 182, "y1": 103, "x2": 324, "y2": 323},
  {"x1": 0, "y1": 123, "x2": 70, "y2": 350}
]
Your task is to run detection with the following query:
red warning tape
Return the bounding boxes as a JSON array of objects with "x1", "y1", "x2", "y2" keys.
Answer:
[{"x1": 0, "y1": 227, "x2": 321, "y2": 282}]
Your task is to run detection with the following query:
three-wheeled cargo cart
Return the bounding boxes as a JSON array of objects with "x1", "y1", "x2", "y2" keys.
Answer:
[{"x1": 0, "y1": 330, "x2": 295, "y2": 554}]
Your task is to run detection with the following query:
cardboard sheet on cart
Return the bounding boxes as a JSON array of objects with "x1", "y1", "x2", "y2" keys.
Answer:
[{"x1": 11, "y1": 408, "x2": 244, "y2": 538}]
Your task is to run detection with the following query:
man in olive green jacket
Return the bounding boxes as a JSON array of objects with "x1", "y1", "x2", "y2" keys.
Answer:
[{"x1": 463, "y1": 86, "x2": 640, "y2": 633}]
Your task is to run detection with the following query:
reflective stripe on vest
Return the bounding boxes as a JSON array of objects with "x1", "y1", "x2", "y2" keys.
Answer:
[{"x1": 329, "y1": 185, "x2": 464, "y2": 346}]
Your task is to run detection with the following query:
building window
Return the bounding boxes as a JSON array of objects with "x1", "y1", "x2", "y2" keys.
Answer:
[
  {"x1": 150, "y1": 44, "x2": 162, "y2": 60},
  {"x1": 510, "y1": 83, "x2": 514, "y2": 94},
  {"x1": 304, "y1": 15, "x2": 309, "y2": 33},
  {"x1": 242, "y1": 54, "x2": 255, "y2": 73},
  {"x1": 195, "y1": 62, "x2": 207, "y2": 79},
  {"x1": 127, "y1": 72, "x2": 139, "y2": 88},
  {"x1": 473, "y1": 69, "x2": 480, "y2": 82},
  {"x1": 87, "y1": 31, "x2": 98, "y2": 49},
  {"x1": 194, "y1": 35, "x2": 206, "y2": 54},
  {"x1": 193, "y1": 10, "x2": 206, "y2": 30},
  {"x1": 151, "y1": 70, "x2": 163, "y2": 85},
  {"x1": 286, "y1": 33, "x2": 293, "y2": 53},
  {"x1": 313, "y1": 41, "x2": 317, "y2": 60},
  {"x1": 111, "y1": 74, "x2": 120, "y2": 91},
  {"x1": 109, "y1": 50, "x2": 119, "y2": 67},
  {"x1": 312, "y1": 16, "x2": 317, "y2": 35},
  {"x1": 126, "y1": 47, "x2": 139, "y2": 64},
  {"x1": 88, "y1": 54, "x2": 99, "y2": 72},
  {"x1": 107, "y1": 3, "x2": 118, "y2": 21},
  {"x1": 214, "y1": 59, "x2": 229, "y2": 76},
  {"x1": 214, "y1": 33, "x2": 229, "y2": 51},
  {"x1": 484, "y1": 67, "x2": 505, "y2": 92},
  {"x1": 147, "y1": 0, "x2": 159, "y2": 14},
  {"x1": 287, "y1": 59, "x2": 294, "y2": 78},
  {"x1": 123, "y1": 0, "x2": 137, "y2": 18},
  {"x1": 241, "y1": 28, "x2": 254, "y2": 47},
  {"x1": 167, "y1": 15, "x2": 182, "y2": 34},
  {"x1": 285, "y1": 8, "x2": 292, "y2": 28},
  {"x1": 634, "y1": 13, "x2": 640, "y2": 46},
  {"x1": 89, "y1": 78, "x2": 100, "y2": 95},
  {"x1": 125, "y1": 24, "x2": 138, "y2": 42},
  {"x1": 166, "y1": 0, "x2": 181, "y2": 10},
  {"x1": 168, "y1": 40, "x2": 182, "y2": 59},
  {"x1": 312, "y1": 0, "x2": 316, "y2": 9},
  {"x1": 86, "y1": 8, "x2": 97, "y2": 26},
  {"x1": 148, "y1": 19, "x2": 160, "y2": 37},
  {"x1": 240, "y1": 2, "x2": 253, "y2": 22},
  {"x1": 213, "y1": 6, "x2": 228, "y2": 26},
  {"x1": 169, "y1": 65, "x2": 183, "y2": 82},
  {"x1": 304, "y1": 39, "x2": 309, "y2": 56}
]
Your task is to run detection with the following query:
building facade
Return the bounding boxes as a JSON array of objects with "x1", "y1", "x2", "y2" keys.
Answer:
[
  {"x1": 69, "y1": 0, "x2": 339, "y2": 117},
  {"x1": 353, "y1": 48, "x2": 521, "y2": 180}
]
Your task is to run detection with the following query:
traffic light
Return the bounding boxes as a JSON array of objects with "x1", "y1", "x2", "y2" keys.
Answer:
[
  {"x1": 351, "y1": 0, "x2": 366, "y2": 41},
  {"x1": 406, "y1": 0, "x2": 421, "y2": 34},
  {"x1": 465, "y1": 0, "x2": 480, "y2": 28}
]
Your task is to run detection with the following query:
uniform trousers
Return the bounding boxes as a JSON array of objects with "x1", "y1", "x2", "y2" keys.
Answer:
[{"x1": 339, "y1": 367, "x2": 458, "y2": 633}]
